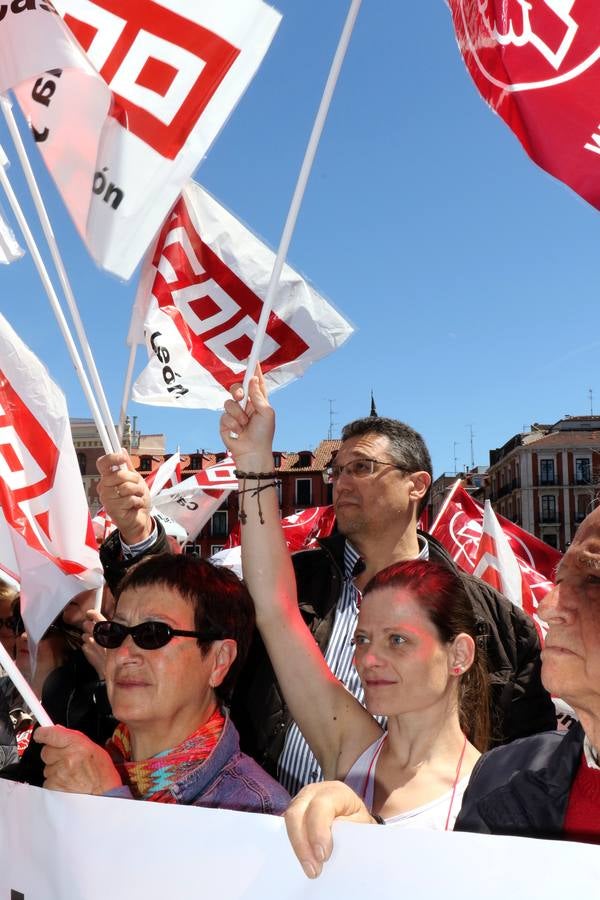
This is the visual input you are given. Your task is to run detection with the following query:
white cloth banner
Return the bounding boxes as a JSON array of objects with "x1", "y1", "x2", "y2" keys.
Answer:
[
  {"x1": 0, "y1": 780, "x2": 598, "y2": 899},
  {"x1": 132, "y1": 181, "x2": 354, "y2": 409},
  {"x1": 1, "y1": 0, "x2": 281, "y2": 278},
  {"x1": 0, "y1": 313, "x2": 102, "y2": 644}
]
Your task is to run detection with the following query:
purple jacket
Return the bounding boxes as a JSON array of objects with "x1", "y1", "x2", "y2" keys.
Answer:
[{"x1": 106, "y1": 715, "x2": 290, "y2": 815}]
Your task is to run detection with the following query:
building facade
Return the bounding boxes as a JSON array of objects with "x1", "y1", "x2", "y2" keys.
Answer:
[{"x1": 487, "y1": 416, "x2": 600, "y2": 550}]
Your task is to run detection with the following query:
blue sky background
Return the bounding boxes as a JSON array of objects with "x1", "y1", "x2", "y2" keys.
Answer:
[{"x1": 0, "y1": 1, "x2": 598, "y2": 477}]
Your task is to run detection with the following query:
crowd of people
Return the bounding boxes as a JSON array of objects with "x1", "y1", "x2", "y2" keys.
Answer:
[{"x1": 0, "y1": 374, "x2": 599, "y2": 875}]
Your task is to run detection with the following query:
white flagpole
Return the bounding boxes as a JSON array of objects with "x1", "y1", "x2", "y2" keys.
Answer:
[
  {"x1": 1, "y1": 96, "x2": 121, "y2": 454},
  {"x1": 429, "y1": 479, "x2": 462, "y2": 535},
  {"x1": 0, "y1": 641, "x2": 53, "y2": 727},
  {"x1": 241, "y1": 0, "x2": 362, "y2": 399},
  {"x1": 0, "y1": 145, "x2": 113, "y2": 453}
]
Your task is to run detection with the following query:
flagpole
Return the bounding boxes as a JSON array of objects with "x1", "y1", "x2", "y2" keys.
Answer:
[
  {"x1": 0, "y1": 145, "x2": 113, "y2": 453},
  {"x1": 241, "y1": 0, "x2": 362, "y2": 399},
  {"x1": 0, "y1": 641, "x2": 53, "y2": 727},
  {"x1": 1, "y1": 96, "x2": 121, "y2": 454},
  {"x1": 429, "y1": 478, "x2": 462, "y2": 535},
  {"x1": 118, "y1": 340, "x2": 138, "y2": 442}
]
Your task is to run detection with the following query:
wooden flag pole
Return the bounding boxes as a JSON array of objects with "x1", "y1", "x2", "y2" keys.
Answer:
[
  {"x1": 241, "y1": 0, "x2": 363, "y2": 400},
  {"x1": 1, "y1": 95, "x2": 121, "y2": 454},
  {"x1": 0, "y1": 144, "x2": 114, "y2": 453},
  {"x1": 0, "y1": 640, "x2": 52, "y2": 727}
]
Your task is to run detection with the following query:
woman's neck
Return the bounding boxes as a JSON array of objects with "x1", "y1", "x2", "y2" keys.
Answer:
[
  {"x1": 129, "y1": 699, "x2": 219, "y2": 761},
  {"x1": 384, "y1": 701, "x2": 468, "y2": 770}
]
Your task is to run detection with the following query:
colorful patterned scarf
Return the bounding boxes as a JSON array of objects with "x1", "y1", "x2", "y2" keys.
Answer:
[{"x1": 106, "y1": 708, "x2": 225, "y2": 803}]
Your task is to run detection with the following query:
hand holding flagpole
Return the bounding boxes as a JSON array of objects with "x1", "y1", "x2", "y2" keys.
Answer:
[{"x1": 0, "y1": 640, "x2": 52, "y2": 727}]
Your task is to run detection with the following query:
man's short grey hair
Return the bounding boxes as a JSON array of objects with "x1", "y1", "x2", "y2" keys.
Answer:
[{"x1": 340, "y1": 417, "x2": 432, "y2": 516}]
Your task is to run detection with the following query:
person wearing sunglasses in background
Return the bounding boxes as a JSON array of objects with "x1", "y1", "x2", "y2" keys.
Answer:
[{"x1": 33, "y1": 553, "x2": 290, "y2": 814}]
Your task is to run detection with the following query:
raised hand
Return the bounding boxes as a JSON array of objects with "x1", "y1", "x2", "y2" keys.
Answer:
[{"x1": 96, "y1": 449, "x2": 152, "y2": 546}]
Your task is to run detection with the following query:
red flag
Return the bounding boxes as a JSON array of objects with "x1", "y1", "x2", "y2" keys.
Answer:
[
  {"x1": 152, "y1": 457, "x2": 238, "y2": 542},
  {"x1": 447, "y1": 0, "x2": 600, "y2": 209},
  {"x1": 0, "y1": 314, "x2": 102, "y2": 645},
  {"x1": 430, "y1": 483, "x2": 560, "y2": 606},
  {"x1": 225, "y1": 505, "x2": 336, "y2": 552}
]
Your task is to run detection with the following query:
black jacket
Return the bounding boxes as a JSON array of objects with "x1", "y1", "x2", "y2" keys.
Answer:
[
  {"x1": 101, "y1": 524, "x2": 556, "y2": 778},
  {"x1": 455, "y1": 723, "x2": 584, "y2": 838}
]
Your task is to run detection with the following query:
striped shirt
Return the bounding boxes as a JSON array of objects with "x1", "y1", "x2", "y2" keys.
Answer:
[{"x1": 277, "y1": 537, "x2": 429, "y2": 796}]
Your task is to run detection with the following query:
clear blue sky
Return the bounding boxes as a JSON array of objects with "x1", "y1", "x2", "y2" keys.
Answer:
[{"x1": 0, "y1": 1, "x2": 598, "y2": 478}]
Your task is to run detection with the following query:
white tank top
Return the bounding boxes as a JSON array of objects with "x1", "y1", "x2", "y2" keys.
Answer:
[{"x1": 344, "y1": 735, "x2": 469, "y2": 830}]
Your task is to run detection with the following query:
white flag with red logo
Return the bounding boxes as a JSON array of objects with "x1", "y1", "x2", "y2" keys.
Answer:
[
  {"x1": 430, "y1": 482, "x2": 560, "y2": 608},
  {"x1": 132, "y1": 181, "x2": 354, "y2": 408},
  {"x1": 473, "y1": 500, "x2": 547, "y2": 638},
  {"x1": 1, "y1": 0, "x2": 281, "y2": 278},
  {"x1": 0, "y1": 313, "x2": 103, "y2": 645},
  {"x1": 144, "y1": 451, "x2": 182, "y2": 499},
  {"x1": 152, "y1": 457, "x2": 238, "y2": 541}
]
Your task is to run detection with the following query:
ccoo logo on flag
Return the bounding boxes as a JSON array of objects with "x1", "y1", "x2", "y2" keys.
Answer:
[
  {"x1": 458, "y1": 0, "x2": 600, "y2": 90},
  {"x1": 150, "y1": 199, "x2": 310, "y2": 392},
  {"x1": 60, "y1": 0, "x2": 241, "y2": 159}
]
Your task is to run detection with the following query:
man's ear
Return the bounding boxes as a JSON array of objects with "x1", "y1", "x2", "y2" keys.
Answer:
[
  {"x1": 408, "y1": 471, "x2": 431, "y2": 506},
  {"x1": 209, "y1": 639, "x2": 237, "y2": 689}
]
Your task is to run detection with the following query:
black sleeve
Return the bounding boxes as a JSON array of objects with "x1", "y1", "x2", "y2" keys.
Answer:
[{"x1": 100, "y1": 518, "x2": 171, "y2": 594}]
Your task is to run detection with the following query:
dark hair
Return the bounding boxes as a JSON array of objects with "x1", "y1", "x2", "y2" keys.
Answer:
[
  {"x1": 114, "y1": 554, "x2": 255, "y2": 703},
  {"x1": 362, "y1": 560, "x2": 490, "y2": 751},
  {"x1": 341, "y1": 417, "x2": 432, "y2": 515}
]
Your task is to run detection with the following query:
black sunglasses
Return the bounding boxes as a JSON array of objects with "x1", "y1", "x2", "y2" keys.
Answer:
[
  {"x1": 93, "y1": 620, "x2": 225, "y2": 651},
  {"x1": 0, "y1": 615, "x2": 18, "y2": 631}
]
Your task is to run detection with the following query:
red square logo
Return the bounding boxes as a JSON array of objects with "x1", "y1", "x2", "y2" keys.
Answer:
[
  {"x1": 63, "y1": 0, "x2": 241, "y2": 159},
  {"x1": 150, "y1": 200, "x2": 310, "y2": 392}
]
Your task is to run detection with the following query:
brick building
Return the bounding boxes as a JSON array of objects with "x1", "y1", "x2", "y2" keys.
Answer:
[
  {"x1": 487, "y1": 416, "x2": 600, "y2": 550},
  {"x1": 72, "y1": 418, "x2": 341, "y2": 558}
]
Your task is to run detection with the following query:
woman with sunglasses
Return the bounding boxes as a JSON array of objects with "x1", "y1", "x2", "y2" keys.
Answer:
[
  {"x1": 33, "y1": 553, "x2": 289, "y2": 814},
  {"x1": 220, "y1": 376, "x2": 489, "y2": 846}
]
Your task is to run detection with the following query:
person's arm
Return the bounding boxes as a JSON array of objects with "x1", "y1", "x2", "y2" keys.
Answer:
[
  {"x1": 285, "y1": 781, "x2": 378, "y2": 879},
  {"x1": 220, "y1": 376, "x2": 379, "y2": 778},
  {"x1": 33, "y1": 726, "x2": 122, "y2": 795}
]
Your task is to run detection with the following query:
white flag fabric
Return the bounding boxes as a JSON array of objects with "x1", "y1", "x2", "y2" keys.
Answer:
[
  {"x1": 132, "y1": 181, "x2": 354, "y2": 409},
  {"x1": 1, "y1": 0, "x2": 281, "y2": 278},
  {"x1": 145, "y1": 451, "x2": 182, "y2": 499},
  {"x1": 153, "y1": 458, "x2": 238, "y2": 541},
  {"x1": 0, "y1": 313, "x2": 103, "y2": 644}
]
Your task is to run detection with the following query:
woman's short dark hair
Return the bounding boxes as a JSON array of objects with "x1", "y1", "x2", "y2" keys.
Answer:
[
  {"x1": 363, "y1": 560, "x2": 490, "y2": 751},
  {"x1": 114, "y1": 554, "x2": 255, "y2": 703}
]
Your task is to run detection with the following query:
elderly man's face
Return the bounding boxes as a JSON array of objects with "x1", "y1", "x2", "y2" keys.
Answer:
[{"x1": 538, "y1": 507, "x2": 600, "y2": 717}]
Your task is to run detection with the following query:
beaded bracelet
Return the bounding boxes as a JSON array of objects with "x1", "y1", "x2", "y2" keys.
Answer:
[{"x1": 236, "y1": 472, "x2": 280, "y2": 525}]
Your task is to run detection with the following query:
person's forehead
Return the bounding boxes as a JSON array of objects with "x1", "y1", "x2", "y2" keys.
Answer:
[
  {"x1": 338, "y1": 432, "x2": 392, "y2": 461},
  {"x1": 117, "y1": 584, "x2": 192, "y2": 623}
]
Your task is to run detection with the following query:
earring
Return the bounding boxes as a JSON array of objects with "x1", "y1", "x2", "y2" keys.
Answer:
[{"x1": 453, "y1": 666, "x2": 461, "y2": 675}]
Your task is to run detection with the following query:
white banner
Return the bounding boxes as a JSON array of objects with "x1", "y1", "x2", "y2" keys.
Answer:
[
  {"x1": 0, "y1": 779, "x2": 598, "y2": 899},
  {"x1": 2, "y1": 0, "x2": 281, "y2": 278},
  {"x1": 132, "y1": 181, "x2": 354, "y2": 409},
  {"x1": 153, "y1": 458, "x2": 238, "y2": 541}
]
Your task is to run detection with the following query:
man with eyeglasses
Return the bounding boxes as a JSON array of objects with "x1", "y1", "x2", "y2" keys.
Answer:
[{"x1": 97, "y1": 408, "x2": 555, "y2": 796}]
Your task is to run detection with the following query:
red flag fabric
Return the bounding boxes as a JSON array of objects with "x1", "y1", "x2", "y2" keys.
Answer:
[
  {"x1": 91, "y1": 506, "x2": 116, "y2": 543},
  {"x1": 225, "y1": 505, "x2": 336, "y2": 552},
  {"x1": 447, "y1": 1, "x2": 600, "y2": 209},
  {"x1": 430, "y1": 483, "x2": 561, "y2": 605},
  {"x1": 0, "y1": 0, "x2": 280, "y2": 277},
  {"x1": 131, "y1": 181, "x2": 354, "y2": 409},
  {"x1": 0, "y1": 313, "x2": 102, "y2": 645}
]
